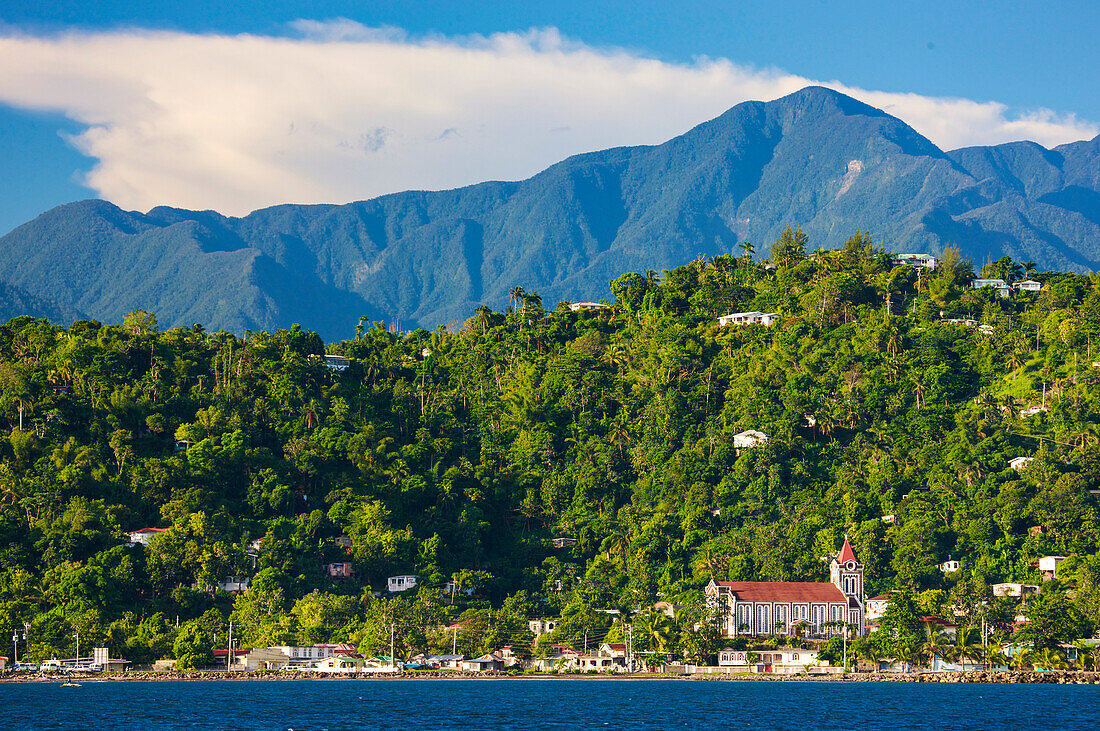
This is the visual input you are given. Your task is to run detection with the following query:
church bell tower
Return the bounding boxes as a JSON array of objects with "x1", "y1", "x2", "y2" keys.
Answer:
[{"x1": 830, "y1": 537, "x2": 865, "y2": 635}]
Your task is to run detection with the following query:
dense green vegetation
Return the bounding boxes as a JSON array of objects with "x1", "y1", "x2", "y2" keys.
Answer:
[{"x1": 3, "y1": 229, "x2": 1100, "y2": 669}]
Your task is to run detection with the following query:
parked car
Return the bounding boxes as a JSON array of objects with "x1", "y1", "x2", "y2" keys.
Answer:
[
  {"x1": 13, "y1": 662, "x2": 38, "y2": 671},
  {"x1": 39, "y1": 660, "x2": 61, "y2": 672}
]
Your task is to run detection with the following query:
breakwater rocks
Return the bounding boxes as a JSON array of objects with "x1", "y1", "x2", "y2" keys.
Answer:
[
  {"x1": 854, "y1": 670, "x2": 1100, "y2": 684},
  {"x1": 704, "y1": 670, "x2": 1100, "y2": 684},
  {"x1": 0, "y1": 669, "x2": 509, "y2": 682},
  {"x1": 4, "y1": 669, "x2": 1100, "y2": 684}
]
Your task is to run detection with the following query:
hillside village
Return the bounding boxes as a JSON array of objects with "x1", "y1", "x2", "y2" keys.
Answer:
[{"x1": 2, "y1": 231, "x2": 1100, "y2": 676}]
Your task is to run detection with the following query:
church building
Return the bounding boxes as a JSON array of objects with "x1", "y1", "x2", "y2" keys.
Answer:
[{"x1": 705, "y1": 538, "x2": 865, "y2": 638}]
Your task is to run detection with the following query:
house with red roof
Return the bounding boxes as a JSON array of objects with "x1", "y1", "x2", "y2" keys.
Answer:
[
  {"x1": 126, "y1": 527, "x2": 170, "y2": 546},
  {"x1": 705, "y1": 538, "x2": 865, "y2": 638}
]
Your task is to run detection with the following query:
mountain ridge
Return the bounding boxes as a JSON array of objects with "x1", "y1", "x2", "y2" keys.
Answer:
[{"x1": 2, "y1": 86, "x2": 1099, "y2": 339}]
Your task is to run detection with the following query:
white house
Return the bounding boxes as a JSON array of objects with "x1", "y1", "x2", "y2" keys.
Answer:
[
  {"x1": 126, "y1": 527, "x2": 169, "y2": 546},
  {"x1": 940, "y1": 560, "x2": 960, "y2": 573},
  {"x1": 718, "y1": 311, "x2": 780, "y2": 327},
  {"x1": 321, "y1": 355, "x2": 350, "y2": 371},
  {"x1": 529, "y1": 619, "x2": 559, "y2": 638},
  {"x1": 972, "y1": 279, "x2": 1010, "y2": 297},
  {"x1": 718, "y1": 647, "x2": 826, "y2": 674},
  {"x1": 206, "y1": 576, "x2": 250, "y2": 593},
  {"x1": 733, "y1": 430, "x2": 769, "y2": 453},
  {"x1": 311, "y1": 655, "x2": 365, "y2": 673},
  {"x1": 1019, "y1": 405, "x2": 1047, "y2": 417},
  {"x1": 567, "y1": 302, "x2": 609, "y2": 312},
  {"x1": 1008, "y1": 456, "x2": 1033, "y2": 471},
  {"x1": 892, "y1": 253, "x2": 937, "y2": 270},
  {"x1": 1039, "y1": 556, "x2": 1067, "y2": 580},
  {"x1": 992, "y1": 583, "x2": 1039, "y2": 598},
  {"x1": 462, "y1": 653, "x2": 504, "y2": 672},
  {"x1": 271, "y1": 643, "x2": 358, "y2": 667},
  {"x1": 551, "y1": 537, "x2": 578, "y2": 548},
  {"x1": 387, "y1": 574, "x2": 418, "y2": 592},
  {"x1": 1014, "y1": 280, "x2": 1041, "y2": 292},
  {"x1": 426, "y1": 654, "x2": 465, "y2": 669},
  {"x1": 865, "y1": 595, "x2": 891, "y2": 621}
]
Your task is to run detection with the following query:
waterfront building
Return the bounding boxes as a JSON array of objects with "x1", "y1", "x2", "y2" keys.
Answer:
[{"x1": 706, "y1": 538, "x2": 864, "y2": 638}]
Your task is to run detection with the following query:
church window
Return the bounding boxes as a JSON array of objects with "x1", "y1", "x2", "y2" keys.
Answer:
[{"x1": 756, "y1": 605, "x2": 769, "y2": 634}]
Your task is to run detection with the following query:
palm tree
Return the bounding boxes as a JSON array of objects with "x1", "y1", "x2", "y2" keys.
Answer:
[
  {"x1": 861, "y1": 644, "x2": 883, "y2": 673},
  {"x1": 608, "y1": 422, "x2": 631, "y2": 459},
  {"x1": 898, "y1": 643, "x2": 922, "y2": 673},
  {"x1": 921, "y1": 625, "x2": 950, "y2": 670},
  {"x1": 640, "y1": 610, "x2": 674, "y2": 654},
  {"x1": 508, "y1": 286, "x2": 526, "y2": 316},
  {"x1": 1034, "y1": 648, "x2": 1065, "y2": 671}
]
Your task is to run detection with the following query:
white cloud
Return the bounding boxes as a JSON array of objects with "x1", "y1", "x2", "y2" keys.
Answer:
[{"x1": 0, "y1": 22, "x2": 1095, "y2": 216}]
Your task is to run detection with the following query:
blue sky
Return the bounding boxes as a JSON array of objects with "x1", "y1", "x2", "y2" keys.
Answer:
[{"x1": 1, "y1": 1, "x2": 1097, "y2": 234}]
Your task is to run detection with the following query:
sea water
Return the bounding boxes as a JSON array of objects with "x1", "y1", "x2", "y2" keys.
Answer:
[{"x1": 4, "y1": 678, "x2": 1099, "y2": 729}]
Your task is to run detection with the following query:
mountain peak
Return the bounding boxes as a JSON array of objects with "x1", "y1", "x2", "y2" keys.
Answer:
[{"x1": 1, "y1": 89, "x2": 1098, "y2": 337}]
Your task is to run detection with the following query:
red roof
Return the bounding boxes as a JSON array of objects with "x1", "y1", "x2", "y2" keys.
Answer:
[
  {"x1": 714, "y1": 581, "x2": 846, "y2": 602},
  {"x1": 868, "y1": 595, "x2": 890, "y2": 601},
  {"x1": 603, "y1": 643, "x2": 626, "y2": 651},
  {"x1": 130, "y1": 527, "x2": 169, "y2": 534},
  {"x1": 837, "y1": 537, "x2": 857, "y2": 564}
]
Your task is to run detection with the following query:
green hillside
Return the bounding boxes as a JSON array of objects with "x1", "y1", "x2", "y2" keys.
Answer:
[{"x1": 1, "y1": 231, "x2": 1098, "y2": 668}]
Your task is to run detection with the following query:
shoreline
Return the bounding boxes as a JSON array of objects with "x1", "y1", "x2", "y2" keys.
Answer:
[{"x1": 3, "y1": 669, "x2": 1099, "y2": 685}]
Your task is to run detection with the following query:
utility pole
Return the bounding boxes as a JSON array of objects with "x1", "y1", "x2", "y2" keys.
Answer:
[
  {"x1": 584, "y1": 629, "x2": 588, "y2": 655},
  {"x1": 842, "y1": 623, "x2": 848, "y2": 670},
  {"x1": 12, "y1": 628, "x2": 17, "y2": 665},
  {"x1": 629, "y1": 619, "x2": 638, "y2": 672},
  {"x1": 390, "y1": 622, "x2": 396, "y2": 671},
  {"x1": 74, "y1": 632, "x2": 80, "y2": 667},
  {"x1": 452, "y1": 625, "x2": 458, "y2": 655},
  {"x1": 226, "y1": 621, "x2": 233, "y2": 672}
]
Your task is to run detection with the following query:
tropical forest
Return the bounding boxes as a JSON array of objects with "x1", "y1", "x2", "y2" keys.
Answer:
[{"x1": 2, "y1": 228, "x2": 1099, "y2": 670}]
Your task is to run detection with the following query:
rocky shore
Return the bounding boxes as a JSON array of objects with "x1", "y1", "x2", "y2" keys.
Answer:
[{"x1": 3, "y1": 669, "x2": 1100, "y2": 684}]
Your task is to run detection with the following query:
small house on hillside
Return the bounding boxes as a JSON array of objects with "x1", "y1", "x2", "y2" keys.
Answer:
[
  {"x1": 718, "y1": 311, "x2": 780, "y2": 327},
  {"x1": 325, "y1": 562, "x2": 354, "y2": 579},
  {"x1": 321, "y1": 355, "x2": 350, "y2": 371},
  {"x1": 865, "y1": 595, "x2": 891, "y2": 621},
  {"x1": 1008, "y1": 456, "x2": 1033, "y2": 471},
  {"x1": 529, "y1": 619, "x2": 559, "y2": 638},
  {"x1": 387, "y1": 574, "x2": 418, "y2": 592},
  {"x1": 972, "y1": 279, "x2": 1010, "y2": 297},
  {"x1": 126, "y1": 527, "x2": 169, "y2": 546},
  {"x1": 992, "y1": 583, "x2": 1039, "y2": 599},
  {"x1": 892, "y1": 254, "x2": 937, "y2": 269},
  {"x1": 1040, "y1": 556, "x2": 1066, "y2": 581},
  {"x1": 1015, "y1": 280, "x2": 1041, "y2": 292},
  {"x1": 567, "y1": 302, "x2": 609, "y2": 312},
  {"x1": 733, "y1": 430, "x2": 769, "y2": 453},
  {"x1": 551, "y1": 537, "x2": 578, "y2": 548}
]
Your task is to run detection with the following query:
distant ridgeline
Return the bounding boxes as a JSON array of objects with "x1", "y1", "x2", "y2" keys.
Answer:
[
  {"x1": 0, "y1": 243, "x2": 1098, "y2": 668},
  {"x1": 1, "y1": 86, "x2": 1099, "y2": 340}
]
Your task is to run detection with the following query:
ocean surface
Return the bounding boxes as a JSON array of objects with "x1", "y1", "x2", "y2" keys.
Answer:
[{"x1": 5, "y1": 678, "x2": 1099, "y2": 729}]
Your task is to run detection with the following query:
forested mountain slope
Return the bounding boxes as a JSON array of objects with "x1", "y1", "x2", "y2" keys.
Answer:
[
  {"x1": 1, "y1": 87, "x2": 1099, "y2": 339},
  {"x1": 0, "y1": 235, "x2": 1098, "y2": 666}
]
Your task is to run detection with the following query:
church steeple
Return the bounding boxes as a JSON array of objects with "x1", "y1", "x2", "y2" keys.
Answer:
[
  {"x1": 837, "y1": 536, "x2": 857, "y2": 565},
  {"x1": 830, "y1": 536, "x2": 865, "y2": 635}
]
